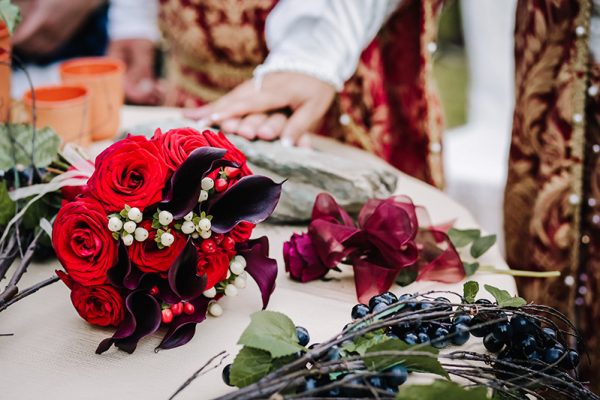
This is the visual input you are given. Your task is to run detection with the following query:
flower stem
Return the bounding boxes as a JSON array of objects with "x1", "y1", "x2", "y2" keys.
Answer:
[{"x1": 478, "y1": 265, "x2": 560, "y2": 278}]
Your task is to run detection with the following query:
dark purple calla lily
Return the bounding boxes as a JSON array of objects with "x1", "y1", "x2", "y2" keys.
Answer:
[
  {"x1": 208, "y1": 176, "x2": 283, "y2": 233},
  {"x1": 156, "y1": 296, "x2": 211, "y2": 350},
  {"x1": 96, "y1": 290, "x2": 162, "y2": 354},
  {"x1": 160, "y1": 147, "x2": 226, "y2": 219},
  {"x1": 167, "y1": 240, "x2": 206, "y2": 301},
  {"x1": 238, "y1": 236, "x2": 278, "y2": 309},
  {"x1": 107, "y1": 243, "x2": 146, "y2": 290}
]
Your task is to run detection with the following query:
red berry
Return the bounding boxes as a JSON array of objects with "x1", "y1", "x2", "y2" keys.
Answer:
[
  {"x1": 171, "y1": 302, "x2": 183, "y2": 316},
  {"x1": 212, "y1": 233, "x2": 224, "y2": 245},
  {"x1": 215, "y1": 178, "x2": 228, "y2": 192},
  {"x1": 183, "y1": 302, "x2": 195, "y2": 315},
  {"x1": 223, "y1": 236, "x2": 235, "y2": 250},
  {"x1": 150, "y1": 286, "x2": 159, "y2": 296},
  {"x1": 201, "y1": 239, "x2": 216, "y2": 253},
  {"x1": 162, "y1": 309, "x2": 173, "y2": 324},
  {"x1": 225, "y1": 167, "x2": 241, "y2": 179}
]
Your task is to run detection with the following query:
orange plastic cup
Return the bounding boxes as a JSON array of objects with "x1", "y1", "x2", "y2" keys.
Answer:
[
  {"x1": 60, "y1": 57, "x2": 124, "y2": 141},
  {"x1": 22, "y1": 85, "x2": 91, "y2": 146},
  {"x1": 0, "y1": 22, "x2": 11, "y2": 123}
]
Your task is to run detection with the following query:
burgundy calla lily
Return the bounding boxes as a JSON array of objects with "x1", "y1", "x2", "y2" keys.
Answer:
[
  {"x1": 238, "y1": 236, "x2": 278, "y2": 309},
  {"x1": 167, "y1": 240, "x2": 207, "y2": 301},
  {"x1": 157, "y1": 296, "x2": 211, "y2": 350}
]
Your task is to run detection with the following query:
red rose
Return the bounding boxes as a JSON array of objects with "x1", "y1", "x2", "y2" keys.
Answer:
[
  {"x1": 228, "y1": 221, "x2": 255, "y2": 243},
  {"x1": 128, "y1": 220, "x2": 187, "y2": 274},
  {"x1": 201, "y1": 130, "x2": 252, "y2": 176},
  {"x1": 197, "y1": 248, "x2": 231, "y2": 289},
  {"x1": 152, "y1": 127, "x2": 210, "y2": 171},
  {"x1": 87, "y1": 135, "x2": 168, "y2": 212},
  {"x1": 52, "y1": 197, "x2": 117, "y2": 286},
  {"x1": 58, "y1": 271, "x2": 124, "y2": 327},
  {"x1": 283, "y1": 233, "x2": 330, "y2": 282}
]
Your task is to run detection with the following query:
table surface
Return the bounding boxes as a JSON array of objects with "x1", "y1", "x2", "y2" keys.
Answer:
[{"x1": 0, "y1": 107, "x2": 517, "y2": 400}]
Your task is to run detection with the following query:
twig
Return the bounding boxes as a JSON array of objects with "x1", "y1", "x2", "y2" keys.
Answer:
[
  {"x1": 169, "y1": 351, "x2": 229, "y2": 400},
  {"x1": 0, "y1": 275, "x2": 59, "y2": 312}
]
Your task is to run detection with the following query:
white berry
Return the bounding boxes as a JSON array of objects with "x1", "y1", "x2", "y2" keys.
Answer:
[
  {"x1": 160, "y1": 232, "x2": 175, "y2": 247},
  {"x1": 158, "y1": 210, "x2": 173, "y2": 226},
  {"x1": 200, "y1": 230, "x2": 212, "y2": 239},
  {"x1": 203, "y1": 287, "x2": 217, "y2": 298},
  {"x1": 234, "y1": 276, "x2": 247, "y2": 289},
  {"x1": 127, "y1": 207, "x2": 143, "y2": 223},
  {"x1": 123, "y1": 221, "x2": 136, "y2": 234},
  {"x1": 122, "y1": 234, "x2": 134, "y2": 246},
  {"x1": 224, "y1": 284, "x2": 238, "y2": 297},
  {"x1": 230, "y1": 261, "x2": 244, "y2": 275},
  {"x1": 134, "y1": 227, "x2": 149, "y2": 242},
  {"x1": 233, "y1": 255, "x2": 247, "y2": 268},
  {"x1": 197, "y1": 218, "x2": 211, "y2": 232},
  {"x1": 191, "y1": 232, "x2": 200, "y2": 239},
  {"x1": 183, "y1": 212, "x2": 194, "y2": 222},
  {"x1": 108, "y1": 217, "x2": 123, "y2": 232},
  {"x1": 181, "y1": 221, "x2": 195, "y2": 234},
  {"x1": 208, "y1": 302, "x2": 223, "y2": 317},
  {"x1": 201, "y1": 177, "x2": 214, "y2": 191},
  {"x1": 198, "y1": 190, "x2": 209, "y2": 203}
]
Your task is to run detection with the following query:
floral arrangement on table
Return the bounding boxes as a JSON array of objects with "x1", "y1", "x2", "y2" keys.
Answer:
[
  {"x1": 52, "y1": 128, "x2": 282, "y2": 353},
  {"x1": 283, "y1": 193, "x2": 558, "y2": 303},
  {"x1": 173, "y1": 282, "x2": 596, "y2": 400}
]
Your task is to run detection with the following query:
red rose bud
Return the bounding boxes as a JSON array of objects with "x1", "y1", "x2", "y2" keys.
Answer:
[
  {"x1": 214, "y1": 178, "x2": 228, "y2": 192},
  {"x1": 201, "y1": 239, "x2": 216, "y2": 254},
  {"x1": 171, "y1": 302, "x2": 183, "y2": 316},
  {"x1": 162, "y1": 308, "x2": 173, "y2": 324},
  {"x1": 183, "y1": 302, "x2": 195, "y2": 315},
  {"x1": 223, "y1": 236, "x2": 235, "y2": 250},
  {"x1": 224, "y1": 166, "x2": 241, "y2": 179},
  {"x1": 283, "y1": 233, "x2": 330, "y2": 283},
  {"x1": 212, "y1": 233, "x2": 224, "y2": 245},
  {"x1": 150, "y1": 286, "x2": 159, "y2": 296}
]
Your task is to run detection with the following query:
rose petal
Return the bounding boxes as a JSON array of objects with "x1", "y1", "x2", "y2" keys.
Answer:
[
  {"x1": 208, "y1": 176, "x2": 282, "y2": 233},
  {"x1": 156, "y1": 296, "x2": 210, "y2": 350},
  {"x1": 238, "y1": 236, "x2": 278, "y2": 309},
  {"x1": 168, "y1": 240, "x2": 207, "y2": 301}
]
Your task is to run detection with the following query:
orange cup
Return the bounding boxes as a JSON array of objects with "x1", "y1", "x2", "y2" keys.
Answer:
[
  {"x1": 22, "y1": 85, "x2": 91, "y2": 146},
  {"x1": 60, "y1": 57, "x2": 124, "y2": 141},
  {"x1": 0, "y1": 22, "x2": 11, "y2": 123}
]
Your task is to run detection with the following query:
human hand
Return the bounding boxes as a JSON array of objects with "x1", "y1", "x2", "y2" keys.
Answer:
[
  {"x1": 107, "y1": 38, "x2": 163, "y2": 106},
  {"x1": 184, "y1": 72, "x2": 336, "y2": 146},
  {"x1": 13, "y1": 0, "x2": 104, "y2": 56}
]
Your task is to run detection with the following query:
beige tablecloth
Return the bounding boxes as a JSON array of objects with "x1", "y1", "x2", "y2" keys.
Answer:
[{"x1": 0, "y1": 107, "x2": 517, "y2": 400}]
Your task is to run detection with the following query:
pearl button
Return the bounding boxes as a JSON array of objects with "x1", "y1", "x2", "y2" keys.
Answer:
[
  {"x1": 593, "y1": 144, "x2": 600, "y2": 153},
  {"x1": 564, "y1": 275, "x2": 575, "y2": 286},
  {"x1": 578, "y1": 286, "x2": 588, "y2": 295},
  {"x1": 576, "y1": 25, "x2": 586, "y2": 37},
  {"x1": 573, "y1": 113, "x2": 583, "y2": 124},
  {"x1": 575, "y1": 297, "x2": 584, "y2": 306},
  {"x1": 568, "y1": 193, "x2": 580, "y2": 205},
  {"x1": 588, "y1": 85, "x2": 599, "y2": 96},
  {"x1": 339, "y1": 114, "x2": 351, "y2": 126},
  {"x1": 582, "y1": 234, "x2": 590, "y2": 244},
  {"x1": 580, "y1": 273, "x2": 589, "y2": 282},
  {"x1": 429, "y1": 142, "x2": 442, "y2": 153},
  {"x1": 588, "y1": 198, "x2": 597, "y2": 207},
  {"x1": 592, "y1": 214, "x2": 600, "y2": 224},
  {"x1": 427, "y1": 42, "x2": 438, "y2": 53}
]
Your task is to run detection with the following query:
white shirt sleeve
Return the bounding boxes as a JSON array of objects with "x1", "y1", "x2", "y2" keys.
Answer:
[
  {"x1": 254, "y1": 0, "x2": 402, "y2": 91},
  {"x1": 108, "y1": 0, "x2": 161, "y2": 42}
]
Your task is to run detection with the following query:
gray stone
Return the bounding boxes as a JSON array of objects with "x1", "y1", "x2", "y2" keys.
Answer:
[{"x1": 124, "y1": 119, "x2": 398, "y2": 222}]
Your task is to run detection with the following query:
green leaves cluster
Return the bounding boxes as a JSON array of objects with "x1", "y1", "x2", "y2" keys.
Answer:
[
  {"x1": 0, "y1": 125, "x2": 60, "y2": 170},
  {"x1": 462, "y1": 281, "x2": 527, "y2": 308},
  {"x1": 448, "y1": 228, "x2": 497, "y2": 276},
  {"x1": 396, "y1": 380, "x2": 489, "y2": 400}
]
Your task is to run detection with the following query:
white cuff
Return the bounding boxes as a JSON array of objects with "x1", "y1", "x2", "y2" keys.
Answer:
[
  {"x1": 254, "y1": 57, "x2": 342, "y2": 90},
  {"x1": 108, "y1": 0, "x2": 161, "y2": 42}
]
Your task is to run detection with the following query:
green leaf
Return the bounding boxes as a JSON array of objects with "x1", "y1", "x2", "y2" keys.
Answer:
[
  {"x1": 463, "y1": 262, "x2": 480, "y2": 276},
  {"x1": 342, "y1": 329, "x2": 389, "y2": 356},
  {"x1": 229, "y1": 347, "x2": 272, "y2": 388},
  {"x1": 0, "y1": 0, "x2": 20, "y2": 34},
  {"x1": 470, "y1": 234, "x2": 497, "y2": 258},
  {"x1": 447, "y1": 228, "x2": 480, "y2": 248},
  {"x1": 396, "y1": 380, "x2": 489, "y2": 400},
  {"x1": 238, "y1": 311, "x2": 304, "y2": 358},
  {"x1": 484, "y1": 284, "x2": 527, "y2": 308},
  {"x1": 0, "y1": 125, "x2": 59, "y2": 170},
  {"x1": 363, "y1": 339, "x2": 448, "y2": 378},
  {"x1": 395, "y1": 265, "x2": 418, "y2": 287},
  {"x1": 463, "y1": 281, "x2": 479, "y2": 303},
  {"x1": 21, "y1": 192, "x2": 60, "y2": 230},
  {"x1": 0, "y1": 181, "x2": 15, "y2": 227},
  {"x1": 112, "y1": 232, "x2": 119, "y2": 241}
]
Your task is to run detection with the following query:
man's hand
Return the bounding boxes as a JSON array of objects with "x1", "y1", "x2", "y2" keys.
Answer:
[{"x1": 184, "y1": 72, "x2": 336, "y2": 146}]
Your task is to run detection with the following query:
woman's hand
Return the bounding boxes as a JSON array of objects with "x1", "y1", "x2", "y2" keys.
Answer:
[{"x1": 184, "y1": 72, "x2": 335, "y2": 146}]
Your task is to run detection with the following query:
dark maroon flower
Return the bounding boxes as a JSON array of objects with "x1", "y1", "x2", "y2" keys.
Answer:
[{"x1": 283, "y1": 233, "x2": 330, "y2": 283}]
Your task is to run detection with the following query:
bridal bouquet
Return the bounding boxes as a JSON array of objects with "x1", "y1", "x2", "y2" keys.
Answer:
[{"x1": 53, "y1": 128, "x2": 281, "y2": 353}]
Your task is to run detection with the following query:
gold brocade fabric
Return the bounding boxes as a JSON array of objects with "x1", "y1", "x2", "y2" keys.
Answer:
[
  {"x1": 158, "y1": 0, "x2": 445, "y2": 188},
  {"x1": 505, "y1": 0, "x2": 599, "y2": 390}
]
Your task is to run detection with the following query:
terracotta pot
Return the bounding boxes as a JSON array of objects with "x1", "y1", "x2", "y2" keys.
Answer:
[
  {"x1": 0, "y1": 21, "x2": 11, "y2": 123},
  {"x1": 22, "y1": 85, "x2": 91, "y2": 146},
  {"x1": 59, "y1": 57, "x2": 124, "y2": 141}
]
